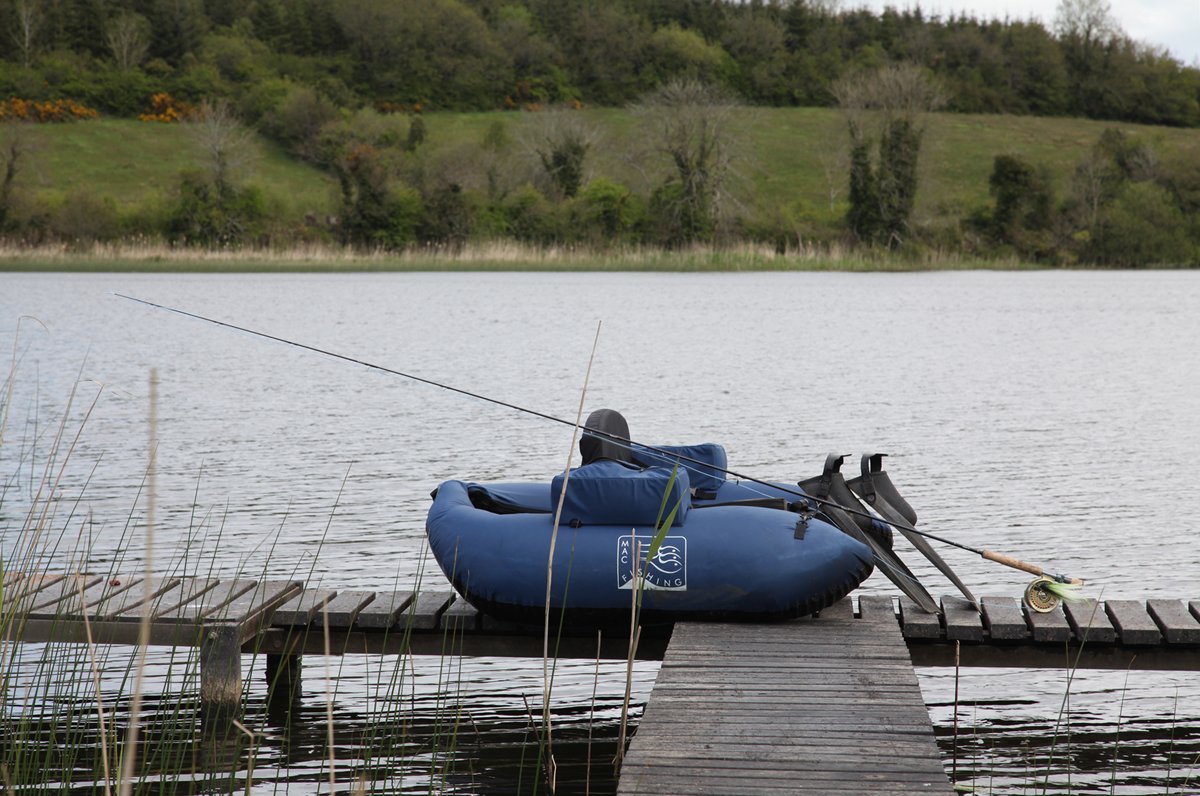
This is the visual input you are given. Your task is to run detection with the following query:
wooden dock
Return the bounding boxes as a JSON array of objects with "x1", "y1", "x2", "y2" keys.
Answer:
[
  {"x1": 618, "y1": 597, "x2": 954, "y2": 795},
  {"x1": 5, "y1": 572, "x2": 1200, "y2": 793}
]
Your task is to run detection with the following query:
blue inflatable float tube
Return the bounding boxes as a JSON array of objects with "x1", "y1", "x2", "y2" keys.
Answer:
[{"x1": 425, "y1": 465, "x2": 875, "y2": 627}]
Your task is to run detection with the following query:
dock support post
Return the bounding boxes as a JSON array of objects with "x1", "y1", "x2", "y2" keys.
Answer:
[
  {"x1": 265, "y1": 651, "x2": 303, "y2": 713},
  {"x1": 200, "y1": 623, "x2": 242, "y2": 724}
]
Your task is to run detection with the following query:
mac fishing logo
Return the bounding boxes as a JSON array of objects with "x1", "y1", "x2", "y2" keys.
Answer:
[{"x1": 617, "y1": 535, "x2": 687, "y2": 591}]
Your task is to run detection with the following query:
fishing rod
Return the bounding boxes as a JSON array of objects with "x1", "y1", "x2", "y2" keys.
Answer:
[{"x1": 113, "y1": 293, "x2": 1084, "y2": 591}]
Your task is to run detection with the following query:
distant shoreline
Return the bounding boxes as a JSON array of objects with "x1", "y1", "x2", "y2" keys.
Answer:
[{"x1": 0, "y1": 242, "x2": 1041, "y2": 273}]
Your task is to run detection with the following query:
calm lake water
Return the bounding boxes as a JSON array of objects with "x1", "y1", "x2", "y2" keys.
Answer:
[{"x1": 2, "y1": 270, "x2": 1199, "y2": 794}]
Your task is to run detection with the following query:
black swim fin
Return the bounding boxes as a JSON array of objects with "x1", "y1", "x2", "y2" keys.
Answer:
[
  {"x1": 800, "y1": 453, "x2": 938, "y2": 613},
  {"x1": 847, "y1": 453, "x2": 977, "y2": 607}
]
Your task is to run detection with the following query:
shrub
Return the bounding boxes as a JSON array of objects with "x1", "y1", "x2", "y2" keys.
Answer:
[
  {"x1": 1085, "y1": 182, "x2": 1195, "y2": 266},
  {"x1": 262, "y1": 84, "x2": 340, "y2": 159},
  {"x1": 419, "y1": 183, "x2": 473, "y2": 247},
  {"x1": 48, "y1": 192, "x2": 120, "y2": 243},
  {"x1": 139, "y1": 92, "x2": 197, "y2": 122},
  {"x1": 166, "y1": 169, "x2": 266, "y2": 246},
  {"x1": 0, "y1": 98, "x2": 99, "y2": 122},
  {"x1": 499, "y1": 183, "x2": 564, "y2": 243},
  {"x1": 574, "y1": 177, "x2": 643, "y2": 242}
]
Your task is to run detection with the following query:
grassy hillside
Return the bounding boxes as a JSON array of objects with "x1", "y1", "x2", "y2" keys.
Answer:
[
  {"x1": 420, "y1": 107, "x2": 1200, "y2": 226},
  {"x1": 11, "y1": 108, "x2": 1199, "y2": 233},
  {"x1": 15, "y1": 120, "x2": 338, "y2": 218}
]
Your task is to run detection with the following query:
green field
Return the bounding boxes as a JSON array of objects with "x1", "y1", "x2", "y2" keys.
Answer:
[
  {"x1": 415, "y1": 107, "x2": 1200, "y2": 224},
  {"x1": 10, "y1": 108, "x2": 1200, "y2": 236},
  {"x1": 16, "y1": 119, "x2": 338, "y2": 218}
]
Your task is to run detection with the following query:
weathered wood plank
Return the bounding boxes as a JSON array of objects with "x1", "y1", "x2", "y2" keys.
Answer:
[
  {"x1": 354, "y1": 590, "x2": 414, "y2": 629},
  {"x1": 1026, "y1": 604, "x2": 1072, "y2": 643},
  {"x1": 405, "y1": 590, "x2": 456, "y2": 630},
  {"x1": 816, "y1": 598, "x2": 854, "y2": 621},
  {"x1": 142, "y1": 578, "x2": 221, "y2": 620},
  {"x1": 1146, "y1": 599, "x2": 1200, "y2": 644},
  {"x1": 8, "y1": 574, "x2": 65, "y2": 609},
  {"x1": 941, "y1": 596, "x2": 983, "y2": 642},
  {"x1": 898, "y1": 597, "x2": 943, "y2": 639},
  {"x1": 157, "y1": 579, "x2": 258, "y2": 622},
  {"x1": 441, "y1": 599, "x2": 481, "y2": 631},
  {"x1": 316, "y1": 591, "x2": 377, "y2": 628},
  {"x1": 90, "y1": 577, "x2": 179, "y2": 620},
  {"x1": 980, "y1": 595, "x2": 1030, "y2": 641},
  {"x1": 27, "y1": 574, "x2": 104, "y2": 613},
  {"x1": 1063, "y1": 598, "x2": 1117, "y2": 644},
  {"x1": 858, "y1": 595, "x2": 897, "y2": 625},
  {"x1": 211, "y1": 580, "x2": 302, "y2": 626},
  {"x1": 272, "y1": 589, "x2": 337, "y2": 626},
  {"x1": 1105, "y1": 600, "x2": 1162, "y2": 645}
]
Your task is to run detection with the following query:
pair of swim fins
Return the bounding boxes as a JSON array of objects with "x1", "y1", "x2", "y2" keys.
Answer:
[{"x1": 800, "y1": 453, "x2": 975, "y2": 614}]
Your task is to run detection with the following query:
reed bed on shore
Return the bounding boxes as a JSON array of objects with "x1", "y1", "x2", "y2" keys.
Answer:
[{"x1": 0, "y1": 239, "x2": 1028, "y2": 273}]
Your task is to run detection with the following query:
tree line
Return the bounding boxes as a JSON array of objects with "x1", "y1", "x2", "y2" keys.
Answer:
[
  {"x1": 1, "y1": 0, "x2": 1198, "y2": 127},
  {"x1": 0, "y1": 0, "x2": 1196, "y2": 265}
]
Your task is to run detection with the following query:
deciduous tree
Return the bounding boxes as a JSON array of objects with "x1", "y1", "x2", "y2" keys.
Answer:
[
  {"x1": 832, "y1": 62, "x2": 945, "y2": 246},
  {"x1": 635, "y1": 77, "x2": 742, "y2": 245}
]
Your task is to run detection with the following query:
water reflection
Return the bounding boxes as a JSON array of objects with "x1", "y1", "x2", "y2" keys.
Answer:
[{"x1": 3, "y1": 645, "x2": 651, "y2": 795}]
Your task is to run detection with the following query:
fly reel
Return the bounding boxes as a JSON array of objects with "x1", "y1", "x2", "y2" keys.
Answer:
[{"x1": 1023, "y1": 576, "x2": 1060, "y2": 613}]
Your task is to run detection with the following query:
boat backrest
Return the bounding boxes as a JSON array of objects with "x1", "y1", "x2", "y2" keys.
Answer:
[
  {"x1": 631, "y1": 443, "x2": 727, "y2": 494},
  {"x1": 580, "y1": 408, "x2": 638, "y2": 465},
  {"x1": 552, "y1": 460, "x2": 691, "y2": 527}
]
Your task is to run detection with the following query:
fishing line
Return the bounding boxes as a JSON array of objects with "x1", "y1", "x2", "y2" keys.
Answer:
[{"x1": 114, "y1": 292, "x2": 1082, "y2": 586}]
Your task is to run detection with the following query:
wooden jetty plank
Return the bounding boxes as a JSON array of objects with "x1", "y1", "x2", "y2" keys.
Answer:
[
  {"x1": 817, "y1": 598, "x2": 854, "y2": 620},
  {"x1": 1026, "y1": 603, "x2": 1072, "y2": 643},
  {"x1": 406, "y1": 590, "x2": 456, "y2": 630},
  {"x1": 1146, "y1": 600, "x2": 1200, "y2": 645},
  {"x1": 129, "y1": 577, "x2": 220, "y2": 620},
  {"x1": 27, "y1": 575, "x2": 140, "y2": 621},
  {"x1": 898, "y1": 597, "x2": 943, "y2": 639},
  {"x1": 858, "y1": 595, "x2": 897, "y2": 624},
  {"x1": 316, "y1": 591, "x2": 376, "y2": 628},
  {"x1": 618, "y1": 616, "x2": 954, "y2": 796},
  {"x1": 272, "y1": 589, "x2": 337, "y2": 626},
  {"x1": 441, "y1": 599, "x2": 481, "y2": 632},
  {"x1": 8, "y1": 574, "x2": 66, "y2": 610},
  {"x1": 980, "y1": 596, "x2": 1030, "y2": 641},
  {"x1": 156, "y1": 579, "x2": 258, "y2": 622},
  {"x1": 1105, "y1": 600, "x2": 1162, "y2": 645},
  {"x1": 90, "y1": 577, "x2": 179, "y2": 620},
  {"x1": 1063, "y1": 598, "x2": 1117, "y2": 644},
  {"x1": 354, "y1": 590, "x2": 414, "y2": 629},
  {"x1": 210, "y1": 580, "x2": 302, "y2": 626},
  {"x1": 27, "y1": 574, "x2": 103, "y2": 612},
  {"x1": 2, "y1": 570, "x2": 23, "y2": 587},
  {"x1": 941, "y1": 596, "x2": 983, "y2": 642}
]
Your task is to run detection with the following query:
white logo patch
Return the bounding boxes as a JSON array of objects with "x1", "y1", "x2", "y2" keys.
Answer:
[{"x1": 617, "y1": 535, "x2": 687, "y2": 591}]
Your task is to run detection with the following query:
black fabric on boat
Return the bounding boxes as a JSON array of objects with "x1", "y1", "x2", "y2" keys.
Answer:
[
  {"x1": 466, "y1": 485, "x2": 550, "y2": 515},
  {"x1": 580, "y1": 408, "x2": 638, "y2": 466},
  {"x1": 692, "y1": 497, "x2": 790, "y2": 511}
]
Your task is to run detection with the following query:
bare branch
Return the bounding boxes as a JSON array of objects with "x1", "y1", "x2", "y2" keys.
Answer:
[
  {"x1": 188, "y1": 100, "x2": 256, "y2": 191},
  {"x1": 106, "y1": 12, "x2": 150, "y2": 71}
]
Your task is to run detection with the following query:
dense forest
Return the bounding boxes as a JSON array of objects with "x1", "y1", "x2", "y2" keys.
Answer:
[
  {"x1": 0, "y1": 0, "x2": 1198, "y2": 265},
  {"x1": 2, "y1": 0, "x2": 1198, "y2": 125}
]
